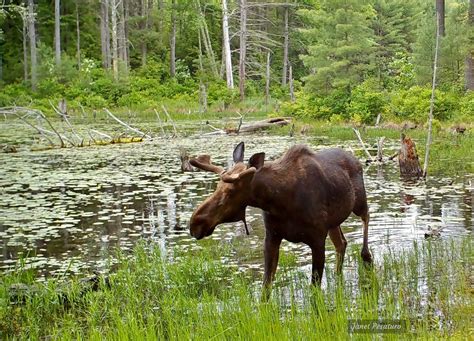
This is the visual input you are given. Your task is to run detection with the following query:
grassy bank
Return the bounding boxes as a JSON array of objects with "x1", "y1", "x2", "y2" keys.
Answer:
[
  {"x1": 270, "y1": 120, "x2": 473, "y2": 176},
  {"x1": 1, "y1": 236, "x2": 472, "y2": 339}
]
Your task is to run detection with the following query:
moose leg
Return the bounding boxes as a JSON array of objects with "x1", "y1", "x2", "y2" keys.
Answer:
[
  {"x1": 329, "y1": 226, "x2": 347, "y2": 274},
  {"x1": 360, "y1": 212, "x2": 373, "y2": 263},
  {"x1": 310, "y1": 236, "x2": 327, "y2": 286},
  {"x1": 262, "y1": 233, "x2": 282, "y2": 301}
]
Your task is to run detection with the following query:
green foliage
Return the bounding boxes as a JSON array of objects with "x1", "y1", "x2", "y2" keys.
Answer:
[
  {"x1": 348, "y1": 79, "x2": 388, "y2": 124},
  {"x1": 387, "y1": 52, "x2": 416, "y2": 89},
  {"x1": 207, "y1": 81, "x2": 237, "y2": 105},
  {"x1": 390, "y1": 86, "x2": 460, "y2": 122}
]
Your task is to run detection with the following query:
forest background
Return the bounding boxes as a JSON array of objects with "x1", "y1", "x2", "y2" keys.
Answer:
[{"x1": 0, "y1": 0, "x2": 473, "y2": 125}]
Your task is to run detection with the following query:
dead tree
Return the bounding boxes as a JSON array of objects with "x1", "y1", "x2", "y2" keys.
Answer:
[
  {"x1": 423, "y1": 12, "x2": 441, "y2": 178},
  {"x1": 399, "y1": 134, "x2": 422, "y2": 178},
  {"x1": 27, "y1": 0, "x2": 37, "y2": 90}
]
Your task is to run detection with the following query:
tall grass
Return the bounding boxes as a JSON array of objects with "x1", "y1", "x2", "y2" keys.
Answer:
[{"x1": 1, "y1": 237, "x2": 472, "y2": 339}]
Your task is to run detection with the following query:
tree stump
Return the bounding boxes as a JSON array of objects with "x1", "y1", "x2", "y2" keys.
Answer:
[
  {"x1": 180, "y1": 148, "x2": 194, "y2": 172},
  {"x1": 398, "y1": 133, "x2": 422, "y2": 178}
]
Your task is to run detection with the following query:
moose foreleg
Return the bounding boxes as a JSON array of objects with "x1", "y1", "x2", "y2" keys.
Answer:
[
  {"x1": 262, "y1": 233, "x2": 282, "y2": 301},
  {"x1": 311, "y1": 236, "x2": 327, "y2": 286}
]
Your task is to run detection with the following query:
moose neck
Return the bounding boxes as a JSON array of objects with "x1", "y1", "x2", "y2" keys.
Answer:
[{"x1": 247, "y1": 163, "x2": 279, "y2": 213}]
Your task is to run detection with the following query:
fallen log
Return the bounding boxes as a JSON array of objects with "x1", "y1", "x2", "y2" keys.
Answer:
[{"x1": 235, "y1": 117, "x2": 291, "y2": 134}]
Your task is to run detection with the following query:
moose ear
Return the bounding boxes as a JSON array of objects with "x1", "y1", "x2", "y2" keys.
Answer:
[
  {"x1": 248, "y1": 152, "x2": 265, "y2": 170},
  {"x1": 233, "y1": 142, "x2": 245, "y2": 163}
]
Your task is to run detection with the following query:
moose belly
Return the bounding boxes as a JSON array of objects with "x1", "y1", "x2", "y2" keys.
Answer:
[{"x1": 263, "y1": 211, "x2": 347, "y2": 244}]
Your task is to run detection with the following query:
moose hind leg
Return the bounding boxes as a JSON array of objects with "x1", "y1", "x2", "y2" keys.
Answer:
[
  {"x1": 329, "y1": 226, "x2": 347, "y2": 274},
  {"x1": 360, "y1": 212, "x2": 372, "y2": 264}
]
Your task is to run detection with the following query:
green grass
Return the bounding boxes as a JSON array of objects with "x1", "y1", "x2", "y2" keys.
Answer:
[
  {"x1": 1, "y1": 237, "x2": 472, "y2": 339},
  {"x1": 272, "y1": 120, "x2": 473, "y2": 176}
]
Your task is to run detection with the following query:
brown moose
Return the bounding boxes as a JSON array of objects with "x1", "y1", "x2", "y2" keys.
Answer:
[{"x1": 189, "y1": 142, "x2": 372, "y2": 297}]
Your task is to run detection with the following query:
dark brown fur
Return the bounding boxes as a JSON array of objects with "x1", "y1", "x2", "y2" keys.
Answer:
[{"x1": 190, "y1": 143, "x2": 372, "y2": 298}]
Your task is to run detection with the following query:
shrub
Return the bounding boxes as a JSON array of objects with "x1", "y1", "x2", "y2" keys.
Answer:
[
  {"x1": 390, "y1": 86, "x2": 460, "y2": 122},
  {"x1": 0, "y1": 84, "x2": 32, "y2": 106},
  {"x1": 348, "y1": 79, "x2": 388, "y2": 124},
  {"x1": 207, "y1": 81, "x2": 237, "y2": 106}
]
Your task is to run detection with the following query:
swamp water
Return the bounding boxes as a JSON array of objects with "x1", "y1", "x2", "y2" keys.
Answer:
[{"x1": 0, "y1": 130, "x2": 472, "y2": 287}]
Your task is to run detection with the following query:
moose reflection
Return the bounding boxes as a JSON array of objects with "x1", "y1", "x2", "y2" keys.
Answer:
[{"x1": 190, "y1": 142, "x2": 372, "y2": 298}]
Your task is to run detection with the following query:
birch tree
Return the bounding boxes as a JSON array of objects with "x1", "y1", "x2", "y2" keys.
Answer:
[
  {"x1": 239, "y1": 0, "x2": 247, "y2": 100},
  {"x1": 222, "y1": 0, "x2": 234, "y2": 88},
  {"x1": 466, "y1": 0, "x2": 474, "y2": 90},
  {"x1": 170, "y1": 0, "x2": 176, "y2": 77},
  {"x1": 54, "y1": 0, "x2": 61, "y2": 66},
  {"x1": 281, "y1": 6, "x2": 289, "y2": 86},
  {"x1": 100, "y1": 0, "x2": 111, "y2": 69},
  {"x1": 75, "y1": 0, "x2": 80, "y2": 69},
  {"x1": 27, "y1": 0, "x2": 37, "y2": 91},
  {"x1": 110, "y1": 0, "x2": 119, "y2": 80}
]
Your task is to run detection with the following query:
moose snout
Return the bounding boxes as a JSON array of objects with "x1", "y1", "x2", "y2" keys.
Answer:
[{"x1": 189, "y1": 215, "x2": 214, "y2": 240}]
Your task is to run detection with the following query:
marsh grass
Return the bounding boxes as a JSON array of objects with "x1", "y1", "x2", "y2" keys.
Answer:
[
  {"x1": 272, "y1": 121, "x2": 473, "y2": 175},
  {"x1": 1, "y1": 237, "x2": 472, "y2": 339}
]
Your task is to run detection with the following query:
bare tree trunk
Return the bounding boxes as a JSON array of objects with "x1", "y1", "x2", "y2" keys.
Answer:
[
  {"x1": 170, "y1": 0, "x2": 176, "y2": 77},
  {"x1": 118, "y1": 0, "x2": 128, "y2": 75},
  {"x1": 22, "y1": 12, "x2": 29, "y2": 83},
  {"x1": 196, "y1": 0, "x2": 218, "y2": 77},
  {"x1": 100, "y1": 0, "x2": 110, "y2": 69},
  {"x1": 27, "y1": 0, "x2": 37, "y2": 91},
  {"x1": 281, "y1": 6, "x2": 289, "y2": 86},
  {"x1": 466, "y1": 0, "x2": 474, "y2": 90},
  {"x1": 158, "y1": 0, "x2": 164, "y2": 46},
  {"x1": 239, "y1": 0, "x2": 247, "y2": 101},
  {"x1": 423, "y1": 12, "x2": 441, "y2": 178},
  {"x1": 110, "y1": 0, "x2": 119, "y2": 80},
  {"x1": 55, "y1": 0, "x2": 61, "y2": 66},
  {"x1": 198, "y1": 34, "x2": 207, "y2": 113},
  {"x1": 289, "y1": 64, "x2": 294, "y2": 102},
  {"x1": 265, "y1": 52, "x2": 270, "y2": 105},
  {"x1": 76, "y1": 0, "x2": 81, "y2": 69},
  {"x1": 436, "y1": 0, "x2": 445, "y2": 37},
  {"x1": 124, "y1": 0, "x2": 130, "y2": 71},
  {"x1": 141, "y1": 0, "x2": 149, "y2": 66},
  {"x1": 222, "y1": 0, "x2": 234, "y2": 88}
]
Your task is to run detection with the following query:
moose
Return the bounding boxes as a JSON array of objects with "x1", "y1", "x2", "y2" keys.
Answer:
[{"x1": 189, "y1": 142, "x2": 372, "y2": 297}]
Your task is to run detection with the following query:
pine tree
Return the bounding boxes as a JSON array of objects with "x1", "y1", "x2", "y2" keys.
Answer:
[{"x1": 299, "y1": 0, "x2": 377, "y2": 94}]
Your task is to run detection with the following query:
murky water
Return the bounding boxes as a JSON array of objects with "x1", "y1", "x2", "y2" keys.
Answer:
[{"x1": 0, "y1": 124, "x2": 472, "y2": 282}]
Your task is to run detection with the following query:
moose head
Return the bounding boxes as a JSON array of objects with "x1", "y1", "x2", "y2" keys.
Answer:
[{"x1": 189, "y1": 142, "x2": 265, "y2": 240}]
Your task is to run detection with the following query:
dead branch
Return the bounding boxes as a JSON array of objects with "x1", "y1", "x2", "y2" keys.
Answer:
[
  {"x1": 104, "y1": 108, "x2": 152, "y2": 139},
  {"x1": 90, "y1": 129, "x2": 112, "y2": 140},
  {"x1": 153, "y1": 108, "x2": 166, "y2": 136},
  {"x1": 352, "y1": 128, "x2": 375, "y2": 162},
  {"x1": 161, "y1": 105, "x2": 178, "y2": 137},
  {"x1": 49, "y1": 100, "x2": 83, "y2": 143},
  {"x1": 376, "y1": 137, "x2": 385, "y2": 162},
  {"x1": 18, "y1": 116, "x2": 56, "y2": 146}
]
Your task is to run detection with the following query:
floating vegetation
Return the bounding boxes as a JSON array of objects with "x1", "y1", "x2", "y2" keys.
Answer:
[{"x1": 0, "y1": 127, "x2": 471, "y2": 284}]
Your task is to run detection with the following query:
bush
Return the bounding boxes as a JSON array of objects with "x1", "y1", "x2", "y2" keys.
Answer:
[
  {"x1": 89, "y1": 77, "x2": 130, "y2": 105},
  {"x1": 0, "y1": 84, "x2": 32, "y2": 106},
  {"x1": 390, "y1": 86, "x2": 460, "y2": 122},
  {"x1": 207, "y1": 81, "x2": 237, "y2": 105},
  {"x1": 348, "y1": 79, "x2": 388, "y2": 124}
]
